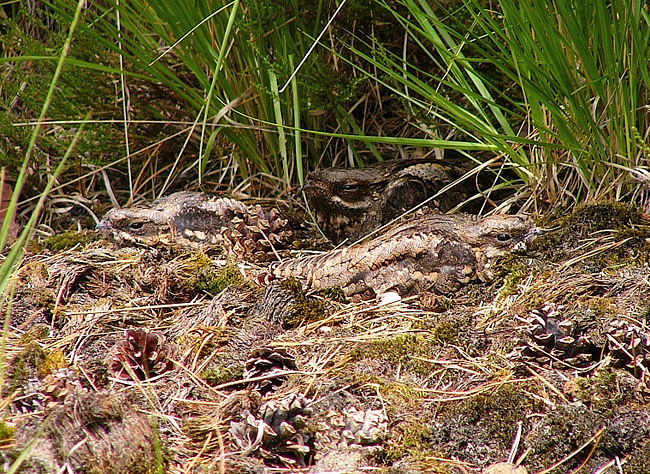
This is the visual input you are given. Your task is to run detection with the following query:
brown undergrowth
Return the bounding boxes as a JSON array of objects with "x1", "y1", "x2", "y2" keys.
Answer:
[{"x1": 2, "y1": 203, "x2": 650, "y2": 473}]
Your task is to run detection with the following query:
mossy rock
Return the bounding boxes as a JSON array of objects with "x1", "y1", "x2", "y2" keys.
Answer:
[
  {"x1": 534, "y1": 202, "x2": 650, "y2": 264},
  {"x1": 430, "y1": 384, "x2": 540, "y2": 468}
]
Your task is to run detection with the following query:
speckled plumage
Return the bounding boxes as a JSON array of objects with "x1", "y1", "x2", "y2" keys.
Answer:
[
  {"x1": 303, "y1": 155, "x2": 494, "y2": 244},
  {"x1": 97, "y1": 191, "x2": 292, "y2": 256},
  {"x1": 265, "y1": 212, "x2": 540, "y2": 298}
]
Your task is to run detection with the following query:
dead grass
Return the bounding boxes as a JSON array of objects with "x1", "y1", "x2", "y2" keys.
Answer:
[{"x1": 2, "y1": 203, "x2": 650, "y2": 473}]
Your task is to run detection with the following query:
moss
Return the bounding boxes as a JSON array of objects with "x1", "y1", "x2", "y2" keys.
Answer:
[
  {"x1": 351, "y1": 334, "x2": 436, "y2": 376},
  {"x1": 279, "y1": 277, "x2": 302, "y2": 294},
  {"x1": 520, "y1": 402, "x2": 650, "y2": 473},
  {"x1": 185, "y1": 262, "x2": 245, "y2": 295},
  {"x1": 585, "y1": 297, "x2": 618, "y2": 317},
  {"x1": 534, "y1": 202, "x2": 650, "y2": 265},
  {"x1": 624, "y1": 441, "x2": 650, "y2": 474},
  {"x1": 0, "y1": 420, "x2": 16, "y2": 441},
  {"x1": 382, "y1": 461, "x2": 452, "y2": 474},
  {"x1": 448, "y1": 384, "x2": 537, "y2": 446},
  {"x1": 15, "y1": 260, "x2": 50, "y2": 285},
  {"x1": 8, "y1": 343, "x2": 68, "y2": 392},
  {"x1": 272, "y1": 278, "x2": 331, "y2": 328},
  {"x1": 568, "y1": 368, "x2": 639, "y2": 412},
  {"x1": 20, "y1": 323, "x2": 51, "y2": 343},
  {"x1": 316, "y1": 286, "x2": 347, "y2": 303},
  {"x1": 415, "y1": 311, "x2": 487, "y2": 354},
  {"x1": 641, "y1": 305, "x2": 650, "y2": 321},
  {"x1": 523, "y1": 402, "x2": 650, "y2": 472},
  {"x1": 283, "y1": 298, "x2": 329, "y2": 327},
  {"x1": 43, "y1": 231, "x2": 92, "y2": 252},
  {"x1": 424, "y1": 384, "x2": 539, "y2": 468},
  {"x1": 40, "y1": 349, "x2": 68, "y2": 377},
  {"x1": 525, "y1": 404, "x2": 599, "y2": 470},
  {"x1": 378, "y1": 419, "x2": 441, "y2": 463},
  {"x1": 201, "y1": 365, "x2": 244, "y2": 387},
  {"x1": 540, "y1": 202, "x2": 643, "y2": 233},
  {"x1": 6, "y1": 343, "x2": 44, "y2": 395},
  {"x1": 380, "y1": 382, "x2": 428, "y2": 415},
  {"x1": 176, "y1": 329, "x2": 233, "y2": 361},
  {"x1": 493, "y1": 256, "x2": 534, "y2": 298},
  {"x1": 429, "y1": 320, "x2": 460, "y2": 345},
  {"x1": 330, "y1": 368, "x2": 382, "y2": 390}
]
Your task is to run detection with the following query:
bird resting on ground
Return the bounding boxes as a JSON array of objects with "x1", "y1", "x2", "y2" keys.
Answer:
[
  {"x1": 264, "y1": 212, "x2": 540, "y2": 299},
  {"x1": 97, "y1": 191, "x2": 292, "y2": 257},
  {"x1": 303, "y1": 155, "x2": 504, "y2": 244}
]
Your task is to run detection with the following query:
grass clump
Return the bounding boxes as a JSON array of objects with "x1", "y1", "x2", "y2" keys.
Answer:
[{"x1": 354, "y1": 0, "x2": 650, "y2": 211}]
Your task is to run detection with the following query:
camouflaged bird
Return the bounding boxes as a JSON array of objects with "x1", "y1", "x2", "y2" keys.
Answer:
[
  {"x1": 263, "y1": 212, "x2": 540, "y2": 299},
  {"x1": 97, "y1": 191, "x2": 292, "y2": 258},
  {"x1": 303, "y1": 154, "x2": 499, "y2": 244}
]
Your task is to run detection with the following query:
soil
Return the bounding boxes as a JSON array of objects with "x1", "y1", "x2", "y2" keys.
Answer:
[{"x1": 2, "y1": 203, "x2": 650, "y2": 473}]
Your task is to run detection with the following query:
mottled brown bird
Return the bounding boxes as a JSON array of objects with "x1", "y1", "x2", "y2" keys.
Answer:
[
  {"x1": 265, "y1": 212, "x2": 540, "y2": 299},
  {"x1": 97, "y1": 191, "x2": 292, "y2": 257},
  {"x1": 303, "y1": 155, "x2": 501, "y2": 244}
]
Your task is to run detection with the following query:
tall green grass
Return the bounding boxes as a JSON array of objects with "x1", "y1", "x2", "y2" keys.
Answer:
[
  {"x1": 44, "y1": 0, "x2": 367, "y2": 193},
  {"x1": 362, "y1": 0, "x2": 650, "y2": 210},
  {"x1": 1, "y1": 0, "x2": 89, "y2": 468},
  {"x1": 5, "y1": 0, "x2": 648, "y2": 209}
]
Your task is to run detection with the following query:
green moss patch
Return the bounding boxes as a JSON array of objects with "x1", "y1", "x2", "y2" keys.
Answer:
[
  {"x1": 184, "y1": 261, "x2": 245, "y2": 295},
  {"x1": 44, "y1": 231, "x2": 94, "y2": 252}
]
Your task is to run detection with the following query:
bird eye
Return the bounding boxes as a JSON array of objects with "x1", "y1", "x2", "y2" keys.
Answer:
[
  {"x1": 341, "y1": 183, "x2": 360, "y2": 193},
  {"x1": 129, "y1": 221, "x2": 145, "y2": 230},
  {"x1": 496, "y1": 233, "x2": 511, "y2": 242}
]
